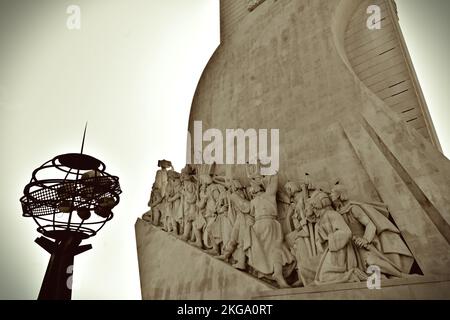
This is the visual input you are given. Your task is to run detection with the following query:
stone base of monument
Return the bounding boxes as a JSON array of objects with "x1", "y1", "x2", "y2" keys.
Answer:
[
  {"x1": 254, "y1": 276, "x2": 450, "y2": 300},
  {"x1": 135, "y1": 218, "x2": 274, "y2": 299},
  {"x1": 135, "y1": 219, "x2": 450, "y2": 300}
]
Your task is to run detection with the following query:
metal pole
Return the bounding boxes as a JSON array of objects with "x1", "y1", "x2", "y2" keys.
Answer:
[{"x1": 36, "y1": 234, "x2": 91, "y2": 300}]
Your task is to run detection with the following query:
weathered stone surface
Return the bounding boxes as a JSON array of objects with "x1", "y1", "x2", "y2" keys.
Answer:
[
  {"x1": 136, "y1": 219, "x2": 450, "y2": 299},
  {"x1": 188, "y1": 0, "x2": 450, "y2": 278},
  {"x1": 136, "y1": 0, "x2": 450, "y2": 299},
  {"x1": 255, "y1": 276, "x2": 450, "y2": 300},
  {"x1": 135, "y1": 219, "x2": 274, "y2": 299}
]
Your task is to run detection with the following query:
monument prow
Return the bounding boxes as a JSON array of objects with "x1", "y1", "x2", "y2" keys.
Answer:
[
  {"x1": 135, "y1": 219, "x2": 275, "y2": 300},
  {"x1": 137, "y1": 0, "x2": 450, "y2": 299}
]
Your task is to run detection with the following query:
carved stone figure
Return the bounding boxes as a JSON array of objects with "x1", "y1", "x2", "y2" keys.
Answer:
[
  {"x1": 192, "y1": 182, "x2": 208, "y2": 248},
  {"x1": 283, "y1": 181, "x2": 321, "y2": 286},
  {"x1": 218, "y1": 179, "x2": 254, "y2": 270},
  {"x1": 144, "y1": 160, "x2": 173, "y2": 226},
  {"x1": 246, "y1": 174, "x2": 296, "y2": 288},
  {"x1": 205, "y1": 183, "x2": 233, "y2": 256},
  {"x1": 142, "y1": 160, "x2": 419, "y2": 289},
  {"x1": 307, "y1": 191, "x2": 368, "y2": 285},
  {"x1": 330, "y1": 184, "x2": 414, "y2": 278},
  {"x1": 146, "y1": 187, "x2": 163, "y2": 226},
  {"x1": 141, "y1": 210, "x2": 153, "y2": 224},
  {"x1": 153, "y1": 159, "x2": 173, "y2": 198},
  {"x1": 180, "y1": 168, "x2": 198, "y2": 242},
  {"x1": 203, "y1": 183, "x2": 227, "y2": 255},
  {"x1": 165, "y1": 170, "x2": 183, "y2": 235}
]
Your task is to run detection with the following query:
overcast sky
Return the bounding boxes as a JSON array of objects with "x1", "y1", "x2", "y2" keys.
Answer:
[
  {"x1": 0, "y1": 0, "x2": 219, "y2": 299},
  {"x1": 0, "y1": 0, "x2": 448, "y2": 299},
  {"x1": 396, "y1": 0, "x2": 450, "y2": 155}
]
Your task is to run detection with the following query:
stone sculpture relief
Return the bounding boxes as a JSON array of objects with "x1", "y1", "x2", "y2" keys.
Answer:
[{"x1": 143, "y1": 160, "x2": 418, "y2": 288}]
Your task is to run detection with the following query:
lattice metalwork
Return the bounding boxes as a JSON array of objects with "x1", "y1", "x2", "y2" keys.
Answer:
[{"x1": 20, "y1": 153, "x2": 122, "y2": 239}]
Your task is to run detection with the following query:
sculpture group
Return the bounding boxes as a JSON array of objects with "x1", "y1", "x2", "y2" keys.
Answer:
[{"x1": 143, "y1": 160, "x2": 417, "y2": 288}]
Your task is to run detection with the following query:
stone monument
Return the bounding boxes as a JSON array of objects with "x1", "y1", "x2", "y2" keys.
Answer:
[{"x1": 135, "y1": 0, "x2": 450, "y2": 299}]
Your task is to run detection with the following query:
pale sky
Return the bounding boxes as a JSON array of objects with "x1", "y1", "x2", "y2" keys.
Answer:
[
  {"x1": 396, "y1": 0, "x2": 450, "y2": 156},
  {"x1": 0, "y1": 0, "x2": 448, "y2": 299},
  {"x1": 0, "y1": 0, "x2": 220, "y2": 299}
]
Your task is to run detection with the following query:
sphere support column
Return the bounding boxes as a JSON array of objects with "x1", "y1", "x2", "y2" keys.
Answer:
[{"x1": 36, "y1": 233, "x2": 92, "y2": 300}]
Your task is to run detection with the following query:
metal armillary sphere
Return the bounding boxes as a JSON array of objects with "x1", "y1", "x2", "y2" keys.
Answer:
[{"x1": 20, "y1": 126, "x2": 122, "y2": 300}]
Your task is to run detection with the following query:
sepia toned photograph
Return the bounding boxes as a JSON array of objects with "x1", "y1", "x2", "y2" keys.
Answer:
[{"x1": 1, "y1": 0, "x2": 449, "y2": 310}]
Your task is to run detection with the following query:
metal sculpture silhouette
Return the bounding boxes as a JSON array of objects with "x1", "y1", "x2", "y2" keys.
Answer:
[{"x1": 20, "y1": 124, "x2": 122, "y2": 300}]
